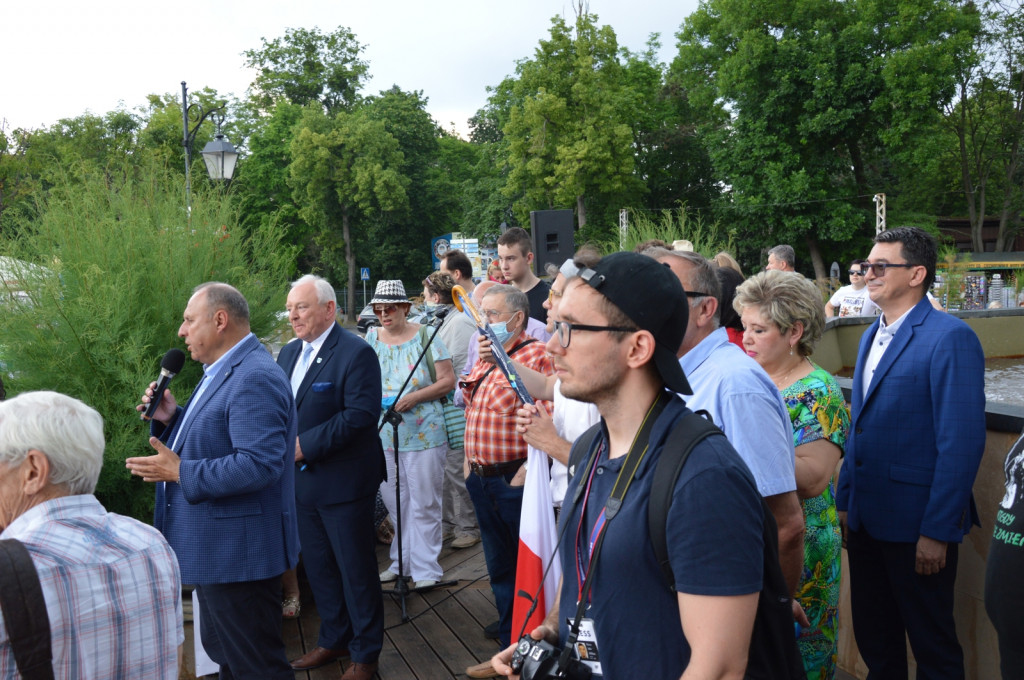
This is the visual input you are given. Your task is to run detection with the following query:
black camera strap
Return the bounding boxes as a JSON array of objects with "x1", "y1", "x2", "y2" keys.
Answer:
[{"x1": 556, "y1": 391, "x2": 671, "y2": 673}]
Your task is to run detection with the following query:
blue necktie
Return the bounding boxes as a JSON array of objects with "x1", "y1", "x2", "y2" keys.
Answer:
[{"x1": 291, "y1": 343, "x2": 314, "y2": 397}]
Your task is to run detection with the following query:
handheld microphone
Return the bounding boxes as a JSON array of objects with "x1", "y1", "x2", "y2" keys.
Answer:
[
  {"x1": 141, "y1": 348, "x2": 186, "y2": 421},
  {"x1": 430, "y1": 306, "x2": 451, "y2": 327}
]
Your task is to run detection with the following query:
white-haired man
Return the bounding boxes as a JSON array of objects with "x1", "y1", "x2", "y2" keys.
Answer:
[
  {"x1": 0, "y1": 391, "x2": 183, "y2": 678},
  {"x1": 278, "y1": 274, "x2": 385, "y2": 680}
]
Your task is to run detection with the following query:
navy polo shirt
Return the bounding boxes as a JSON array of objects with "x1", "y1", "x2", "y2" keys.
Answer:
[{"x1": 558, "y1": 394, "x2": 764, "y2": 679}]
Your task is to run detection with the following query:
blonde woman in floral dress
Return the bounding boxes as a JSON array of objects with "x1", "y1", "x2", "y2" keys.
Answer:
[
  {"x1": 735, "y1": 270, "x2": 851, "y2": 680},
  {"x1": 365, "y1": 280, "x2": 455, "y2": 589}
]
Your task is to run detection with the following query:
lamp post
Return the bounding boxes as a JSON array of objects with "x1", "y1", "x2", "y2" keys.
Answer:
[{"x1": 181, "y1": 81, "x2": 238, "y2": 216}]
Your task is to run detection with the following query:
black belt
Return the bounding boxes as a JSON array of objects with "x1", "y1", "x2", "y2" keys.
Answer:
[{"x1": 470, "y1": 459, "x2": 526, "y2": 478}]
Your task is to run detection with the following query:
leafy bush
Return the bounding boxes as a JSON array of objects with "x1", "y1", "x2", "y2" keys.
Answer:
[{"x1": 0, "y1": 163, "x2": 295, "y2": 521}]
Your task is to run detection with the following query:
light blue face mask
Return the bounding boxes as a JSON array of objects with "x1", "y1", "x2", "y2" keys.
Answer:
[{"x1": 490, "y1": 313, "x2": 519, "y2": 345}]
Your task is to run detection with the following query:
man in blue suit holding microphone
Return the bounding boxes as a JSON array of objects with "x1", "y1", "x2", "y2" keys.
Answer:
[
  {"x1": 837, "y1": 227, "x2": 985, "y2": 679},
  {"x1": 277, "y1": 274, "x2": 385, "y2": 680},
  {"x1": 128, "y1": 282, "x2": 299, "y2": 679}
]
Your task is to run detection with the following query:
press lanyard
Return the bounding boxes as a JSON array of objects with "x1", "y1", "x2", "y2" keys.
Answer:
[{"x1": 571, "y1": 391, "x2": 670, "y2": 602}]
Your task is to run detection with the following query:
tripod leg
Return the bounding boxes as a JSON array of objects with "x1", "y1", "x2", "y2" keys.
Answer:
[{"x1": 390, "y1": 421, "x2": 410, "y2": 621}]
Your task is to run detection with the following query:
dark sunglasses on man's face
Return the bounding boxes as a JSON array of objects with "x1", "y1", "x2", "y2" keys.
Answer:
[
  {"x1": 848, "y1": 270, "x2": 863, "y2": 276},
  {"x1": 862, "y1": 262, "x2": 918, "y2": 277}
]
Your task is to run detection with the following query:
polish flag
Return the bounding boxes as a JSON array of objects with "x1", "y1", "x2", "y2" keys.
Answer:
[{"x1": 512, "y1": 443, "x2": 562, "y2": 640}]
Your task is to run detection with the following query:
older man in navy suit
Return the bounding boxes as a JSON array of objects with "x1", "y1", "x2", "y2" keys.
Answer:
[
  {"x1": 277, "y1": 274, "x2": 385, "y2": 680},
  {"x1": 836, "y1": 227, "x2": 986, "y2": 679},
  {"x1": 128, "y1": 282, "x2": 299, "y2": 680}
]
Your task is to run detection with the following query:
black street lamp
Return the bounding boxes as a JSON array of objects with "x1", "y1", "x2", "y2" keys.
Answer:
[
  {"x1": 201, "y1": 128, "x2": 238, "y2": 182},
  {"x1": 181, "y1": 81, "x2": 238, "y2": 215}
]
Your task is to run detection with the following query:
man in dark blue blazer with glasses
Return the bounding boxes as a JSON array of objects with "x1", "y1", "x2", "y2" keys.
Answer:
[
  {"x1": 837, "y1": 227, "x2": 986, "y2": 680},
  {"x1": 278, "y1": 274, "x2": 385, "y2": 680}
]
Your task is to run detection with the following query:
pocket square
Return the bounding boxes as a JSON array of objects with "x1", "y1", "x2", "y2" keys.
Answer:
[{"x1": 312, "y1": 382, "x2": 334, "y2": 392}]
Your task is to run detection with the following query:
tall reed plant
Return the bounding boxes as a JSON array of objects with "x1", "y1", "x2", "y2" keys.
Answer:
[
  {"x1": 0, "y1": 162, "x2": 295, "y2": 520},
  {"x1": 607, "y1": 206, "x2": 734, "y2": 258}
]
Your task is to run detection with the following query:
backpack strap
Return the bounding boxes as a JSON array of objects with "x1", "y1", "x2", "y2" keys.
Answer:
[
  {"x1": 418, "y1": 325, "x2": 437, "y2": 384},
  {"x1": 647, "y1": 410, "x2": 723, "y2": 588},
  {"x1": 0, "y1": 539, "x2": 55, "y2": 680},
  {"x1": 645, "y1": 412, "x2": 804, "y2": 679}
]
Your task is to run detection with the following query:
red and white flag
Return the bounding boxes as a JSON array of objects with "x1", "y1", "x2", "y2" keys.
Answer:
[{"x1": 512, "y1": 443, "x2": 562, "y2": 639}]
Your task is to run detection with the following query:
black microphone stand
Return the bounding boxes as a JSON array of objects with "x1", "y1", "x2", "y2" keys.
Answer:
[{"x1": 378, "y1": 307, "x2": 458, "y2": 621}]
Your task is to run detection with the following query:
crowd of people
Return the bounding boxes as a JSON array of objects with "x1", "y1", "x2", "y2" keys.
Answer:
[{"x1": 0, "y1": 225, "x2": 1016, "y2": 680}]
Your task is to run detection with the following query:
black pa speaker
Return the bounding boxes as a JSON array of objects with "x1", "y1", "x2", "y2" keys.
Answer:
[{"x1": 529, "y1": 210, "x2": 575, "y2": 274}]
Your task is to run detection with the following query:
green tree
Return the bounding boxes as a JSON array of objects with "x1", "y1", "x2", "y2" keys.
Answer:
[
  {"x1": 500, "y1": 10, "x2": 645, "y2": 240},
  {"x1": 623, "y1": 38, "x2": 720, "y2": 215},
  {"x1": 672, "y1": 0, "x2": 980, "y2": 277},
  {"x1": 943, "y1": 0, "x2": 1024, "y2": 251},
  {"x1": 288, "y1": 107, "x2": 409, "y2": 320},
  {"x1": 0, "y1": 110, "x2": 144, "y2": 238},
  {"x1": 230, "y1": 101, "x2": 313, "y2": 266},
  {"x1": 360, "y1": 87, "x2": 467, "y2": 282},
  {"x1": 243, "y1": 26, "x2": 369, "y2": 115},
  {"x1": 0, "y1": 162, "x2": 293, "y2": 520}
]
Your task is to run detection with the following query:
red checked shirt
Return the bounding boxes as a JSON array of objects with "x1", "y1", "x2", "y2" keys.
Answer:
[{"x1": 463, "y1": 337, "x2": 553, "y2": 466}]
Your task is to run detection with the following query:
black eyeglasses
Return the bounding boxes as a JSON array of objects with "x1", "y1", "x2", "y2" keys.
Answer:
[
  {"x1": 863, "y1": 262, "x2": 918, "y2": 277},
  {"x1": 553, "y1": 320, "x2": 636, "y2": 348},
  {"x1": 848, "y1": 270, "x2": 863, "y2": 276},
  {"x1": 684, "y1": 291, "x2": 712, "y2": 299}
]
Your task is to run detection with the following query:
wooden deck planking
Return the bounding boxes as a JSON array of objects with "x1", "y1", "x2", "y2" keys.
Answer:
[{"x1": 272, "y1": 538, "x2": 499, "y2": 680}]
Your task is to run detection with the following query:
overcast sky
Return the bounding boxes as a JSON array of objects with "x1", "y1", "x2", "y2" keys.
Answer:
[{"x1": 3, "y1": 0, "x2": 700, "y2": 138}]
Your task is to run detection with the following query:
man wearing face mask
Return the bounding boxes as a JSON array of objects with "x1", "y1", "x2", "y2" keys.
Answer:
[{"x1": 461, "y1": 284, "x2": 554, "y2": 655}]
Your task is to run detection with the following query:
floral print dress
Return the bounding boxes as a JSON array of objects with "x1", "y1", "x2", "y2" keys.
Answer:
[
  {"x1": 366, "y1": 327, "x2": 450, "y2": 452},
  {"x1": 781, "y1": 365, "x2": 850, "y2": 680}
]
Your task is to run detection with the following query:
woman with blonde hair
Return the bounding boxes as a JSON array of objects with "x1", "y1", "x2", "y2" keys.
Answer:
[
  {"x1": 734, "y1": 270, "x2": 850, "y2": 679},
  {"x1": 713, "y1": 250, "x2": 744, "y2": 277}
]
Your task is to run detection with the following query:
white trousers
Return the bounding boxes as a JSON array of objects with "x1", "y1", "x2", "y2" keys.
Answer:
[{"x1": 380, "y1": 444, "x2": 446, "y2": 581}]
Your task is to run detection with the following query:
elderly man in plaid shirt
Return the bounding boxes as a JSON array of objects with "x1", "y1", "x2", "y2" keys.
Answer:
[
  {"x1": 461, "y1": 284, "x2": 553, "y2": 654},
  {"x1": 0, "y1": 391, "x2": 183, "y2": 679}
]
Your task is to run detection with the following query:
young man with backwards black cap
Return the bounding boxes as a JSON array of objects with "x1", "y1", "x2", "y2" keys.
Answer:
[{"x1": 491, "y1": 252, "x2": 766, "y2": 679}]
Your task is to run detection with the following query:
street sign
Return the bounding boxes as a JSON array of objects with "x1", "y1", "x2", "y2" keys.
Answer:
[{"x1": 360, "y1": 267, "x2": 370, "y2": 281}]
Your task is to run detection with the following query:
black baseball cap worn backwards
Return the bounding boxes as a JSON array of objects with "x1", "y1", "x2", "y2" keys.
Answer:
[{"x1": 578, "y1": 251, "x2": 693, "y2": 395}]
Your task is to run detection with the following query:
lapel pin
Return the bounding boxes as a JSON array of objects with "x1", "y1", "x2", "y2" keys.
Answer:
[{"x1": 316, "y1": 357, "x2": 322, "y2": 364}]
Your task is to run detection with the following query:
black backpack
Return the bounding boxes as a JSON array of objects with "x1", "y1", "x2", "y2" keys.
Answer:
[{"x1": 570, "y1": 411, "x2": 804, "y2": 680}]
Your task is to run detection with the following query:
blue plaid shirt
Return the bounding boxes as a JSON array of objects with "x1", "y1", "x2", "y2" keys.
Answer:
[{"x1": 0, "y1": 495, "x2": 183, "y2": 679}]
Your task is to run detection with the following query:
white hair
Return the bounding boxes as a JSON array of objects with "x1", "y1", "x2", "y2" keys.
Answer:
[
  {"x1": 291, "y1": 274, "x2": 337, "y2": 306},
  {"x1": 0, "y1": 391, "x2": 105, "y2": 495}
]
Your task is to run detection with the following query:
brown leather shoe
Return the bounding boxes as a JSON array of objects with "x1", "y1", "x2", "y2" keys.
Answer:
[
  {"x1": 289, "y1": 646, "x2": 350, "y2": 670},
  {"x1": 465, "y1": 660, "x2": 501, "y2": 678},
  {"x1": 341, "y1": 661, "x2": 378, "y2": 680}
]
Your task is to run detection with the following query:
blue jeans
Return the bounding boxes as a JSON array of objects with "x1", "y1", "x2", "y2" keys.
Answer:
[{"x1": 466, "y1": 469, "x2": 524, "y2": 647}]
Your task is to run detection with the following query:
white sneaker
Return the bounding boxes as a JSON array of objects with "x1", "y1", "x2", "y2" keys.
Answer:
[
  {"x1": 414, "y1": 579, "x2": 439, "y2": 589},
  {"x1": 379, "y1": 569, "x2": 399, "y2": 583}
]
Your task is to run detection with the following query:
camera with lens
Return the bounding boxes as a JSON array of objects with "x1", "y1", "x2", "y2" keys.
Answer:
[{"x1": 509, "y1": 637, "x2": 591, "y2": 680}]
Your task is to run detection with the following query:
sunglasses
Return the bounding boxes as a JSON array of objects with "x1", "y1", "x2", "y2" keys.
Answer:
[
  {"x1": 861, "y1": 262, "x2": 918, "y2": 277},
  {"x1": 373, "y1": 304, "x2": 400, "y2": 315},
  {"x1": 848, "y1": 270, "x2": 863, "y2": 276}
]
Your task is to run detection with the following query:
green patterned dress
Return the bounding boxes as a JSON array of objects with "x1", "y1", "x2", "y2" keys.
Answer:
[{"x1": 781, "y1": 366, "x2": 850, "y2": 680}]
